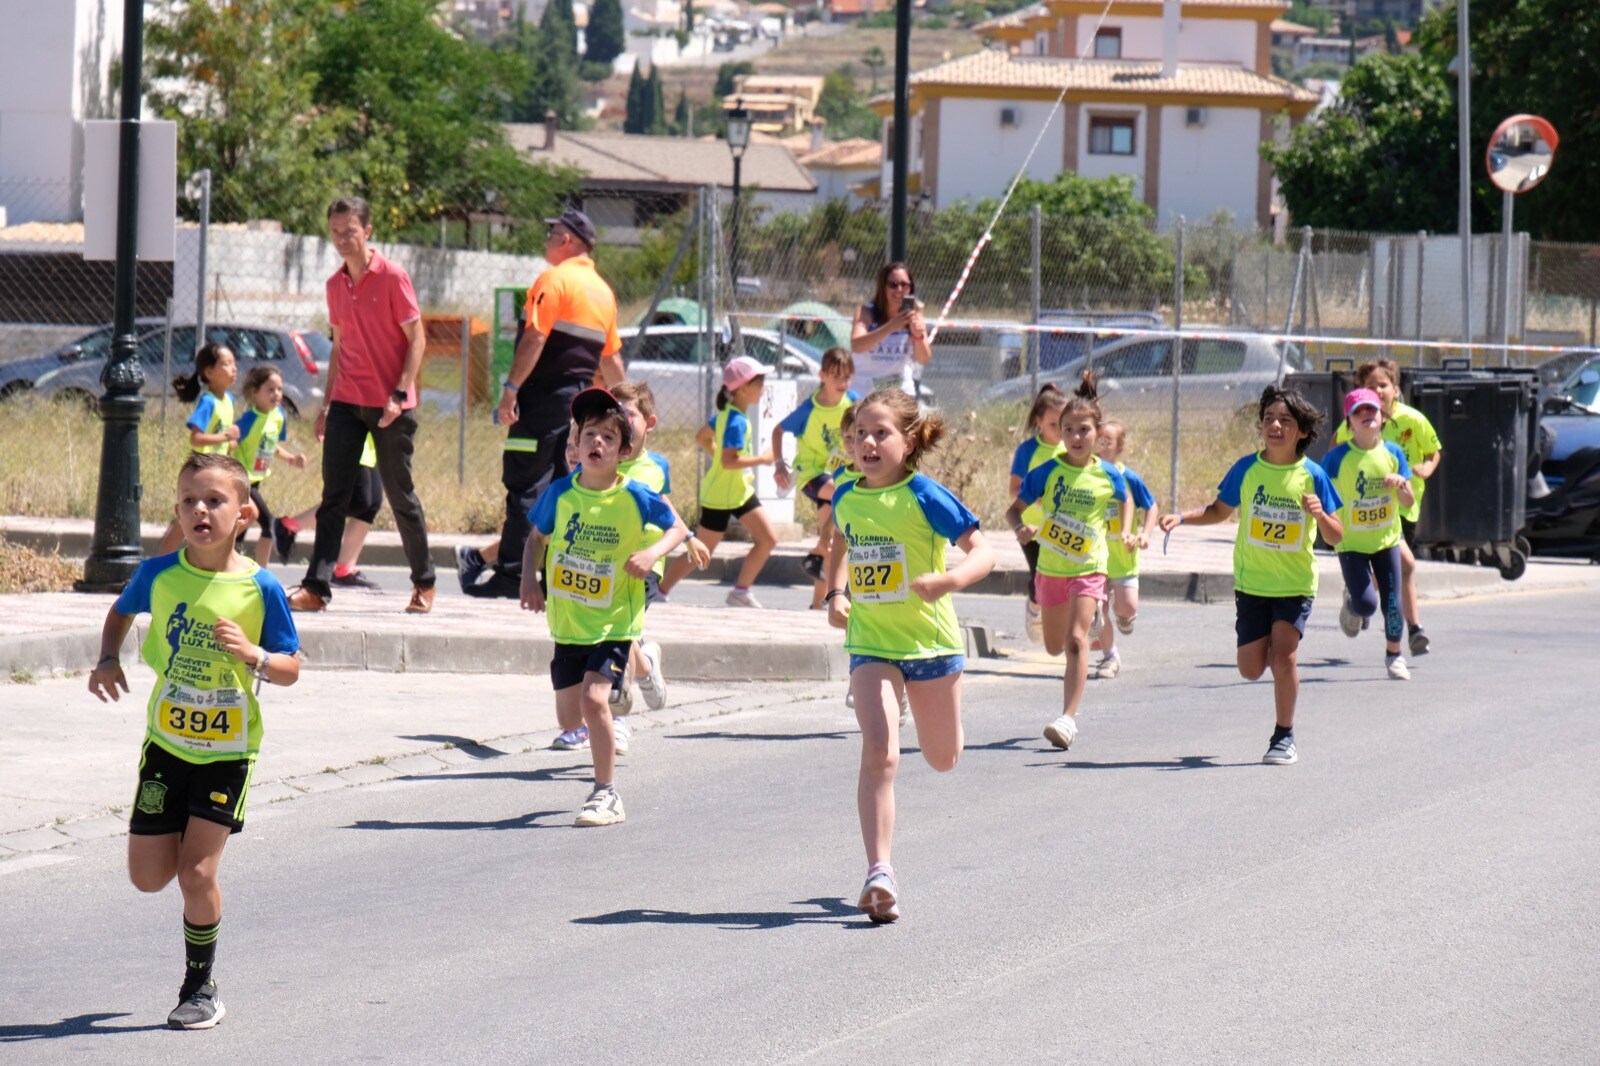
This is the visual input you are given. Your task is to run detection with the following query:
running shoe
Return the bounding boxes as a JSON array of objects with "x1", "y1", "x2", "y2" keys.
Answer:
[
  {"x1": 1408, "y1": 628, "x2": 1431, "y2": 657},
  {"x1": 857, "y1": 864, "x2": 900, "y2": 924},
  {"x1": 462, "y1": 569, "x2": 520, "y2": 599},
  {"x1": 1339, "y1": 593, "x2": 1361, "y2": 638},
  {"x1": 551, "y1": 726, "x2": 590, "y2": 751},
  {"x1": 1262, "y1": 733, "x2": 1298, "y2": 765},
  {"x1": 574, "y1": 786, "x2": 625, "y2": 827},
  {"x1": 270, "y1": 518, "x2": 297, "y2": 565},
  {"x1": 608, "y1": 666, "x2": 635, "y2": 715},
  {"x1": 1360, "y1": 615, "x2": 1370, "y2": 631},
  {"x1": 1093, "y1": 652, "x2": 1120, "y2": 679},
  {"x1": 800, "y1": 552, "x2": 825, "y2": 583},
  {"x1": 637, "y1": 641, "x2": 667, "y2": 711},
  {"x1": 1386, "y1": 654, "x2": 1411, "y2": 681},
  {"x1": 330, "y1": 570, "x2": 382, "y2": 590},
  {"x1": 612, "y1": 716, "x2": 631, "y2": 756},
  {"x1": 168, "y1": 978, "x2": 225, "y2": 1030},
  {"x1": 1043, "y1": 714, "x2": 1078, "y2": 750},
  {"x1": 1088, "y1": 604, "x2": 1105, "y2": 641},
  {"x1": 725, "y1": 588, "x2": 763, "y2": 609},
  {"x1": 455, "y1": 545, "x2": 486, "y2": 593},
  {"x1": 1024, "y1": 600, "x2": 1043, "y2": 645},
  {"x1": 1115, "y1": 612, "x2": 1136, "y2": 636}
]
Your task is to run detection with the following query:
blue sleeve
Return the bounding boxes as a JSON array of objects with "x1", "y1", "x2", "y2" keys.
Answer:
[
  {"x1": 1124, "y1": 468, "x2": 1157, "y2": 511},
  {"x1": 1009, "y1": 438, "x2": 1038, "y2": 479},
  {"x1": 251, "y1": 570, "x2": 301, "y2": 655},
  {"x1": 186, "y1": 392, "x2": 217, "y2": 432},
  {"x1": 1385, "y1": 441, "x2": 1413, "y2": 479},
  {"x1": 1321, "y1": 443, "x2": 1350, "y2": 483},
  {"x1": 651, "y1": 451, "x2": 672, "y2": 495},
  {"x1": 777, "y1": 398, "x2": 814, "y2": 436},
  {"x1": 829, "y1": 479, "x2": 856, "y2": 530},
  {"x1": 1217, "y1": 454, "x2": 1256, "y2": 508},
  {"x1": 1017, "y1": 462, "x2": 1051, "y2": 506},
  {"x1": 234, "y1": 408, "x2": 260, "y2": 440},
  {"x1": 846, "y1": 390, "x2": 861, "y2": 402},
  {"x1": 627, "y1": 481, "x2": 678, "y2": 532},
  {"x1": 721, "y1": 410, "x2": 748, "y2": 451},
  {"x1": 909, "y1": 474, "x2": 980, "y2": 542},
  {"x1": 1100, "y1": 459, "x2": 1130, "y2": 504},
  {"x1": 113, "y1": 555, "x2": 176, "y2": 616},
  {"x1": 1308, "y1": 460, "x2": 1343, "y2": 514},
  {"x1": 527, "y1": 474, "x2": 573, "y2": 534}
]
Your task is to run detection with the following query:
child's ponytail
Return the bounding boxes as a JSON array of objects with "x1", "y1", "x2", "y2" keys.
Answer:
[
  {"x1": 176, "y1": 343, "x2": 229, "y2": 405},
  {"x1": 172, "y1": 369, "x2": 201, "y2": 404},
  {"x1": 715, "y1": 385, "x2": 731, "y2": 411},
  {"x1": 1061, "y1": 369, "x2": 1103, "y2": 427},
  {"x1": 1024, "y1": 382, "x2": 1066, "y2": 434}
]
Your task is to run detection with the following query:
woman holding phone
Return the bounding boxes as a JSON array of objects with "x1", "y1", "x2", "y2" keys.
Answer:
[{"x1": 851, "y1": 261, "x2": 932, "y2": 398}]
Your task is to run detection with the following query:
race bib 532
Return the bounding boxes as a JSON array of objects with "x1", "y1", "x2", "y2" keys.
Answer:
[{"x1": 1041, "y1": 511, "x2": 1098, "y2": 562}]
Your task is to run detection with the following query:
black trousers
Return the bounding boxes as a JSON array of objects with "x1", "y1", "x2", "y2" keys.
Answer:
[
  {"x1": 303, "y1": 401, "x2": 434, "y2": 598},
  {"x1": 494, "y1": 420, "x2": 572, "y2": 580}
]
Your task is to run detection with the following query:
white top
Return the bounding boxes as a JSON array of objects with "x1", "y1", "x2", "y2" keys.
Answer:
[{"x1": 851, "y1": 302, "x2": 917, "y2": 397}]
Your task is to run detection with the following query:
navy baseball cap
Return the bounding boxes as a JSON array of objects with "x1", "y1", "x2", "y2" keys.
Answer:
[
  {"x1": 570, "y1": 387, "x2": 622, "y2": 426},
  {"x1": 544, "y1": 207, "x2": 597, "y2": 249}
]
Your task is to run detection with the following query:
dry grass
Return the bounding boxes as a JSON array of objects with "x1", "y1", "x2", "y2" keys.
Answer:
[
  {"x1": 0, "y1": 535, "x2": 81, "y2": 593},
  {"x1": 0, "y1": 395, "x2": 1255, "y2": 542}
]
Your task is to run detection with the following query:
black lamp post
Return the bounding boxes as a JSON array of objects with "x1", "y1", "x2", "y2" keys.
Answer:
[
  {"x1": 890, "y1": 0, "x2": 911, "y2": 261},
  {"x1": 80, "y1": 0, "x2": 148, "y2": 591},
  {"x1": 725, "y1": 98, "x2": 751, "y2": 286}
]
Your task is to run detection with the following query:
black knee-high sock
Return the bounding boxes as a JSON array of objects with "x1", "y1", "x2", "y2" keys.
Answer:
[{"x1": 183, "y1": 917, "x2": 220, "y2": 991}]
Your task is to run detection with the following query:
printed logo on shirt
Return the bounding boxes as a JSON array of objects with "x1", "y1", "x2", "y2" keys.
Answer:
[
  {"x1": 560, "y1": 512, "x2": 621, "y2": 557},
  {"x1": 1050, "y1": 475, "x2": 1100, "y2": 516},
  {"x1": 842, "y1": 521, "x2": 896, "y2": 549}
]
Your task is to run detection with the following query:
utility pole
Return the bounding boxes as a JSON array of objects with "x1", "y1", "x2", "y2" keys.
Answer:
[{"x1": 890, "y1": 0, "x2": 911, "y2": 261}]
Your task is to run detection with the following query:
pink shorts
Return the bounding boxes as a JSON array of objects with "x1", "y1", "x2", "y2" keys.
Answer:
[{"x1": 1035, "y1": 572, "x2": 1108, "y2": 608}]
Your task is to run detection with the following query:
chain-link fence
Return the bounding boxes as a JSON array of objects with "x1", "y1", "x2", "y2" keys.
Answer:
[{"x1": 4, "y1": 175, "x2": 1599, "y2": 541}]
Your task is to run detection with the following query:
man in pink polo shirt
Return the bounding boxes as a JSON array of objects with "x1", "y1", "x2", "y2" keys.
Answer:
[{"x1": 288, "y1": 195, "x2": 435, "y2": 614}]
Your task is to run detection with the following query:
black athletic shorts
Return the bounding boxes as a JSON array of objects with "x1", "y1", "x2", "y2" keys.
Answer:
[
  {"x1": 550, "y1": 640, "x2": 633, "y2": 691},
  {"x1": 1234, "y1": 591, "x2": 1314, "y2": 647},
  {"x1": 800, "y1": 474, "x2": 834, "y2": 507},
  {"x1": 129, "y1": 740, "x2": 254, "y2": 836},
  {"x1": 1401, "y1": 516, "x2": 1418, "y2": 550},
  {"x1": 248, "y1": 485, "x2": 274, "y2": 536},
  {"x1": 698, "y1": 496, "x2": 761, "y2": 534}
]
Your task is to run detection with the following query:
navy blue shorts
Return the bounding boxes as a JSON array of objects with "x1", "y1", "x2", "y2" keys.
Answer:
[
  {"x1": 848, "y1": 653, "x2": 966, "y2": 681},
  {"x1": 800, "y1": 474, "x2": 834, "y2": 507},
  {"x1": 1234, "y1": 591, "x2": 1313, "y2": 647},
  {"x1": 550, "y1": 640, "x2": 632, "y2": 690}
]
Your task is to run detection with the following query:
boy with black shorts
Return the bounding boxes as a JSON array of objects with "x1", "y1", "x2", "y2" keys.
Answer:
[
  {"x1": 772, "y1": 347, "x2": 859, "y2": 607},
  {"x1": 88, "y1": 452, "x2": 301, "y2": 1029},
  {"x1": 519, "y1": 389, "x2": 688, "y2": 826}
]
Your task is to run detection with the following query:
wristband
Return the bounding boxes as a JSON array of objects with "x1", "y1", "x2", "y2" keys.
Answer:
[
  {"x1": 390, "y1": 388, "x2": 407, "y2": 404},
  {"x1": 502, "y1": 379, "x2": 519, "y2": 392},
  {"x1": 97, "y1": 655, "x2": 120, "y2": 668},
  {"x1": 824, "y1": 589, "x2": 847, "y2": 604},
  {"x1": 251, "y1": 648, "x2": 270, "y2": 684}
]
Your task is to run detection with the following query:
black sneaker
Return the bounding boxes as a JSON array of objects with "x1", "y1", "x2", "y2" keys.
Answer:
[
  {"x1": 455, "y1": 544, "x2": 486, "y2": 593},
  {"x1": 270, "y1": 518, "x2": 297, "y2": 565},
  {"x1": 330, "y1": 570, "x2": 382, "y2": 590},
  {"x1": 800, "y1": 552, "x2": 825, "y2": 583},
  {"x1": 462, "y1": 569, "x2": 521, "y2": 599},
  {"x1": 1408, "y1": 628, "x2": 1431, "y2": 657},
  {"x1": 168, "y1": 978, "x2": 226, "y2": 1030}
]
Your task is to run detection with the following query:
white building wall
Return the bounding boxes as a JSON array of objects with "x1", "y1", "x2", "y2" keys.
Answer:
[
  {"x1": 1156, "y1": 105, "x2": 1260, "y2": 225},
  {"x1": 1075, "y1": 105, "x2": 1147, "y2": 199},
  {"x1": 1075, "y1": 13, "x2": 1255, "y2": 66},
  {"x1": 935, "y1": 98, "x2": 1063, "y2": 208}
]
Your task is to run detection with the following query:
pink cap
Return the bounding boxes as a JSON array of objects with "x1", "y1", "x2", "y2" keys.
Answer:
[
  {"x1": 1344, "y1": 387, "x2": 1382, "y2": 418},
  {"x1": 722, "y1": 355, "x2": 774, "y2": 390}
]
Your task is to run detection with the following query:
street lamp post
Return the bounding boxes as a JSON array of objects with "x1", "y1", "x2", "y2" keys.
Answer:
[
  {"x1": 80, "y1": 0, "x2": 148, "y2": 591},
  {"x1": 725, "y1": 99, "x2": 751, "y2": 287},
  {"x1": 890, "y1": 0, "x2": 911, "y2": 261}
]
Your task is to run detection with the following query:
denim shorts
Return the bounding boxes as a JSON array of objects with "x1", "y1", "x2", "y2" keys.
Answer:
[{"x1": 848, "y1": 653, "x2": 965, "y2": 682}]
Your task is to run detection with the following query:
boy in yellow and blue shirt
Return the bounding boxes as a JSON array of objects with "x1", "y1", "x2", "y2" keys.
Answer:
[
  {"x1": 1160, "y1": 385, "x2": 1342, "y2": 766},
  {"x1": 773, "y1": 347, "x2": 859, "y2": 596},
  {"x1": 88, "y1": 452, "x2": 301, "y2": 1030},
  {"x1": 520, "y1": 388, "x2": 689, "y2": 827}
]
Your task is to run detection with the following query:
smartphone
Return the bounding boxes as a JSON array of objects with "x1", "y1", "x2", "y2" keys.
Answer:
[{"x1": 900, "y1": 295, "x2": 915, "y2": 314}]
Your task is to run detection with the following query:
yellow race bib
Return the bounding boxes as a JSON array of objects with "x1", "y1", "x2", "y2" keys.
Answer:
[
  {"x1": 1350, "y1": 495, "x2": 1393, "y2": 532},
  {"x1": 1248, "y1": 503, "x2": 1304, "y2": 552},
  {"x1": 157, "y1": 680, "x2": 248, "y2": 755},
  {"x1": 550, "y1": 552, "x2": 614, "y2": 608},
  {"x1": 848, "y1": 542, "x2": 908, "y2": 603},
  {"x1": 1040, "y1": 511, "x2": 1098, "y2": 563}
]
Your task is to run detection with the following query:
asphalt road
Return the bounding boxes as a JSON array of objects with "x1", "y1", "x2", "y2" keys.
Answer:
[{"x1": 2, "y1": 588, "x2": 1596, "y2": 1063}]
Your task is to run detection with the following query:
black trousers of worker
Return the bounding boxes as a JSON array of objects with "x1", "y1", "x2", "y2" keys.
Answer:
[{"x1": 494, "y1": 385, "x2": 578, "y2": 580}]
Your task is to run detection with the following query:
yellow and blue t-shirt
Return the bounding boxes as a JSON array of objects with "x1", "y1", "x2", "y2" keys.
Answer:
[
  {"x1": 1106, "y1": 462, "x2": 1158, "y2": 579},
  {"x1": 831, "y1": 463, "x2": 861, "y2": 492},
  {"x1": 1010, "y1": 435, "x2": 1067, "y2": 529},
  {"x1": 1217, "y1": 452, "x2": 1342, "y2": 599},
  {"x1": 700, "y1": 405, "x2": 755, "y2": 510},
  {"x1": 1320, "y1": 440, "x2": 1411, "y2": 555},
  {"x1": 1333, "y1": 401, "x2": 1439, "y2": 522},
  {"x1": 831, "y1": 472, "x2": 979, "y2": 660},
  {"x1": 778, "y1": 389, "x2": 859, "y2": 485},
  {"x1": 617, "y1": 450, "x2": 672, "y2": 576},
  {"x1": 186, "y1": 391, "x2": 235, "y2": 455},
  {"x1": 529, "y1": 473, "x2": 677, "y2": 645},
  {"x1": 233, "y1": 406, "x2": 287, "y2": 484},
  {"x1": 114, "y1": 551, "x2": 299, "y2": 764},
  {"x1": 1018, "y1": 457, "x2": 1129, "y2": 578}
]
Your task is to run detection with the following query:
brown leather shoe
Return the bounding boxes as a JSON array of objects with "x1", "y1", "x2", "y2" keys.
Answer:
[
  {"x1": 286, "y1": 586, "x2": 327, "y2": 612},
  {"x1": 405, "y1": 586, "x2": 435, "y2": 614}
]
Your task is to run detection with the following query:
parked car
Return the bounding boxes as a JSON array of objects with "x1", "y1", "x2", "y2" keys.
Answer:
[
  {"x1": 1534, "y1": 347, "x2": 1597, "y2": 393},
  {"x1": 26, "y1": 323, "x2": 328, "y2": 418},
  {"x1": 1542, "y1": 353, "x2": 1600, "y2": 470},
  {"x1": 0, "y1": 318, "x2": 167, "y2": 400},
  {"x1": 619, "y1": 325, "x2": 825, "y2": 428},
  {"x1": 980, "y1": 331, "x2": 1309, "y2": 413}
]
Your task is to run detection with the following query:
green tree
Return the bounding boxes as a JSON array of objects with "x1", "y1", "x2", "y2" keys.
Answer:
[
  {"x1": 1262, "y1": 53, "x2": 1457, "y2": 232},
  {"x1": 625, "y1": 65, "x2": 647, "y2": 133},
  {"x1": 542, "y1": 0, "x2": 578, "y2": 56},
  {"x1": 862, "y1": 46, "x2": 887, "y2": 95},
  {"x1": 646, "y1": 66, "x2": 668, "y2": 135},
  {"x1": 1286, "y1": 1, "x2": 1332, "y2": 34},
  {"x1": 816, "y1": 66, "x2": 880, "y2": 140},
  {"x1": 684, "y1": 0, "x2": 695, "y2": 36},
  {"x1": 714, "y1": 61, "x2": 754, "y2": 98},
  {"x1": 673, "y1": 88, "x2": 691, "y2": 135},
  {"x1": 499, "y1": 12, "x2": 584, "y2": 128},
  {"x1": 586, "y1": 0, "x2": 625, "y2": 66}
]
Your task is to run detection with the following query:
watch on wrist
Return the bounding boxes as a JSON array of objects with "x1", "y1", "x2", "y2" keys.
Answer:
[
  {"x1": 502, "y1": 379, "x2": 518, "y2": 392},
  {"x1": 390, "y1": 388, "x2": 407, "y2": 404},
  {"x1": 252, "y1": 649, "x2": 270, "y2": 683}
]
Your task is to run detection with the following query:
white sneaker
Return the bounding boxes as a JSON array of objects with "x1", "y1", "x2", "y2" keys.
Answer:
[
  {"x1": 1043, "y1": 714, "x2": 1078, "y2": 750},
  {"x1": 725, "y1": 588, "x2": 763, "y2": 609},
  {"x1": 857, "y1": 865, "x2": 900, "y2": 924},
  {"x1": 612, "y1": 716, "x2": 631, "y2": 755},
  {"x1": 1339, "y1": 593, "x2": 1361, "y2": 638},
  {"x1": 1088, "y1": 604, "x2": 1105, "y2": 641},
  {"x1": 1263, "y1": 733, "x2": 1297, "y2": 765},
  {"x1": 1115, "y1": 612, "x2": 1135, "y2": 636},
  {"x1": 1024, "y1": 600, "x2": 1043, "y2": 645},
  {"x1": 574, "y1": 786, "x2": 626, "y2": 827},
  {"x1": 637, "y1": 641, "x2": 667, "y2": 710},
  {"x1": 1386, "y1": 654, "x2": 1411, "y2": 681},
  {"x1": 1094, "y1": 652, "x2": 1120, "y2": 679},
  {"x1": 608, "y1": 664, "x2": 635, "y2": 714}
]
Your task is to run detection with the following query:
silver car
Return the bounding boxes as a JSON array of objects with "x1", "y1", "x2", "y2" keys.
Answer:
[
  {"x1": 619, "y1": 325, "x2": 824, "y2": 428},
  {"x1": 980, "y1": 331, "x2": 1308, "y2": 414},
  {"x1": 28, "y1": 322, "x2": 329, "y2": 419}
]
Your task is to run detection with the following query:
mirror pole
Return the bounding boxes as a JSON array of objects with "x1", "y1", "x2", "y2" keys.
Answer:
[
  {"x1": 1500, "y1": 189, "x2": 1513, "y2": 367},
  {"x1": 1456, "y1": 1, "x2": 1472, "y2": 360}
]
